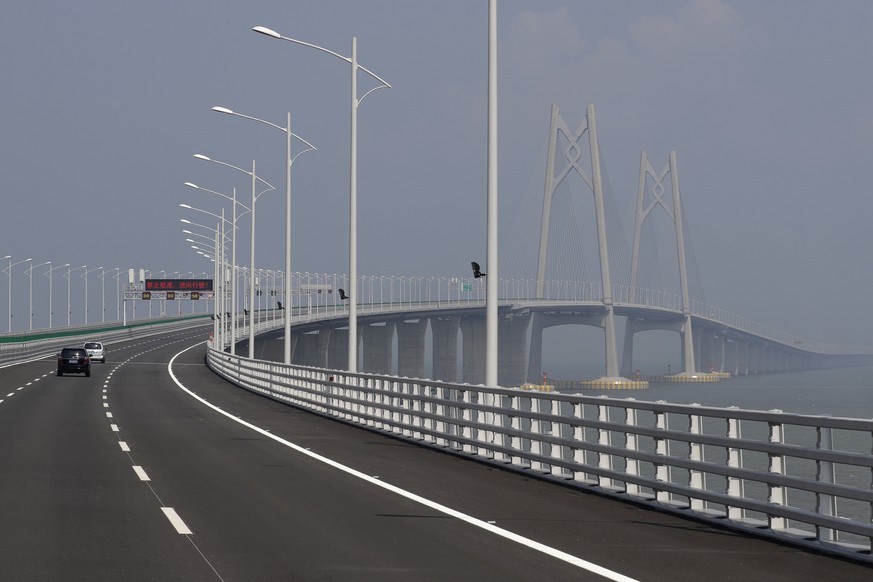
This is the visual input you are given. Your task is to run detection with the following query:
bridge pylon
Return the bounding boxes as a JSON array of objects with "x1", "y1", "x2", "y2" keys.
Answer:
[
  {"x1": 536, "y1": 103, "x2": 628, "y2": 383},
  {"x1": 621, "y1": 150, "x2": 698, "y2": 378}
]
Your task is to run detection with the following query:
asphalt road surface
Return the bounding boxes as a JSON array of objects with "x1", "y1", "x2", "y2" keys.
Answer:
[{"x1": 1, "y1": 325, "x2": 870, "y2": 581}]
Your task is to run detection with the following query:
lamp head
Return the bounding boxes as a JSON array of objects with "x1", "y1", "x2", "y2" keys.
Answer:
[
  {"x1": 179, "y1": 203, "x2": 193, "y2": 209},
  {"x1": 212, "y1": 106, "x2": 234, "y2": 115},
  {"x1": 193, "y1": 154, "x2": 211, "y2": 162},
  {"x1": 184, "y1": 182, "x2": 199, "y2": 189},
  {"x1": 252, "y1": 26, "x2": 281, "y2": 38}
]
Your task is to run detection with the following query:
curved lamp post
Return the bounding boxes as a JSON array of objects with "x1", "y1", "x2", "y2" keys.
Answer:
[
  {"x1": 181, "y1": 216, "x2": 227, "y2": 348},
  {"x1": 182, "y1": 189, "x2": 254, "y2": 353},
  {"x1": 82, "y1": 266, "x2": 103, "y2": 325},
  {"x1": 25, "y1": 261, "x2": 50, "y2": 331},
  {"x1": 0, "y1": 255, "x2": 8, "y2": 330},
  {"x1": 186, "y1": 179, "x2": 252, "y2": 354},
  {"x1": 192, "y1": 153, "x2": 277, "y2": 359},
  {"x1": 65, "y1": 265, "x2": 86, "y2": 326},
  {"x1": 46, "y1": 263, "x2": 69, "y2": 329},
  {"x1": 97, "y1": 267, "x2": 116, "y2": 323},
  {"x1": 5, "y1": 257, "x2": 32, "y2": 332},
  {"x1": 102, "y1": 267, "x2": 121, "y2": 322},
  {"x1": 210, "y1": 108, "x2": 316, "y2": 364},
  {"x1": 252, "y1": 25, "x2": 390, "y2": 372}
]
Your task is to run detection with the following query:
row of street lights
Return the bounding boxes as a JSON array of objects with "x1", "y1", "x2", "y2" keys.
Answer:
[
  {"x1": 0, "y1": 257, "x2": 124, "y2": 332},
  {"x1": 184, "y1": 25, "x2": 389, "y2": 372}
]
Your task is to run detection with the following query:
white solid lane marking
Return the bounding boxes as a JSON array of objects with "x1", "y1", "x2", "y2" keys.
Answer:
[
  {"x1": 161, "y1": 507, "x2": 193, "y2": 535},
  {"x1": 133, "y1": 466, "x2": 150, "y2": 481},
  {"x1": 119, "y1": 441, "x2": 130, "y2": 452},
  {"x1": 168, "y1": 343, "x2": 639, "y2": 582}
]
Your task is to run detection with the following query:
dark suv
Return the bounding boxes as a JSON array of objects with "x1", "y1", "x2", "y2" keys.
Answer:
[{"x1": 57, "y1": 348, "x2": 91, "y2": 377}]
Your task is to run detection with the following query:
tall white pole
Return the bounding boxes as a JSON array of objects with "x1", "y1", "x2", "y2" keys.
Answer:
[
  {"x1": 26, "y1": 259, "x2": 34, "y2": 331},
  {"x1": 284, "y1": 112, "x2": 292, "y2": 365},
  {"x1": 47, "y1": 263, "x2": 68, "y2": 329},
  {"x1": 231, "y1": 187, "x2": 238, "y2": 356},
  {"x1": 249, "y1": 160, "x2": 257, "y2": 359},
  {"x1": 348, "y1": 36, "x2": 359, "y2": 373},
  {"x1": 84, "y1": 270, "x2": 89, "y2": 325},
  {"x1": 100, "y1": 267, "x2": 105, "y2": 323},
  {"x1": 485, "y1": 0, "x2": 499, "y2": 387},
  {"x1": 220, "y1": 210, "x2": 226, "y2": 350},
  {"x1": 115, "y1": 269, "x2": 120, "y2": 321},
  {"x1": 49, "y1": 267, "x2": 53, "y2": 329},
  {"x1": 26, "y1": 261, "x2": 50, "y2": 331},
  {"x1": 213, "y1": 225, "x2": 219, "y2": 347},
  {"x1": 67, "y1": 265, "x2": 73, "y2": 326},
  {"x1": 6, "y1": 257, "x2": 11, "y2": 332}
]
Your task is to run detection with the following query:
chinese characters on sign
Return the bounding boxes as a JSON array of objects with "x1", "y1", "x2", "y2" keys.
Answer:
[{"x1": 144, "y1": 279, "x2": 213, "y2": 292}]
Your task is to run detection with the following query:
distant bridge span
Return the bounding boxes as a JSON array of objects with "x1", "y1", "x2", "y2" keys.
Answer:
[{"x1": 237, "y1": 288, "x2": 873, "y2": 389}]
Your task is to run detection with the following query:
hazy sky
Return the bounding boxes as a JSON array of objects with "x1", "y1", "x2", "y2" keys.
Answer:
[{"x1": 2, "y1": 1, "x2": 872, "y2": 351}]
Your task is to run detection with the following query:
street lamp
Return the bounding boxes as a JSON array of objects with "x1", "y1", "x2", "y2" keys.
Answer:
[
  {"x1": 211, "y1": 107, "x2": 316, "y2": 365},
  {"x1": 102, "y1": 267, "x2": 120, "y2": 322},
  {"x1": 181, "y1": 202, "x2": 241, "y2": 347},
  {"x1": 46, "y1": 263, "x2": 69, "y2": 329},
  {"x1": 4, "y1": 257, "x2": 32, "y2": 332},
  {"x1": 252, "y1": 26, "x2": 390, "y2": 372},
  {"x1": 98, "y1": 267, "x2": 116, "y2": 323},
  {"x1": 25, "y1": 261, "x2": 51, "y2": 331},
  {"x1": 186, "y1": 181, "x2": 251, "y2": 353},
  {"x1": 0, "y1": 255, "x2": 8, "y2": 330},
  {"x1": 65, "y1": 265, "x2": 86, "y2": 326},
  {"x1": 181, "y1": 217, "x2": 227, "y2": 348},
  {"x1": 82, "y1": 266, "x2": 102, "y2": 325},
  {"x1": 192, "y1": 153, "x2": 278, "y2": 359}
]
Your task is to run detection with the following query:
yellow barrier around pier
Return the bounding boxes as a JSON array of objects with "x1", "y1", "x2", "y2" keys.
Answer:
[{"x1": 518, "y1": 371, "x2": 732, "y2": 392}]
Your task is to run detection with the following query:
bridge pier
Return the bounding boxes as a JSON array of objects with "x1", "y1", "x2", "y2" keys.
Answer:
[
  {"x1": 362, "y1": 322, "x2": 395, "y2": 374},
  {"x1": 327, "y1": 328, "x2": 349, "y2": 370},
  {"x1": 396, "y1": 319, "x2": 427, "y2": 378},
  {"x1": 293, "y1": 331, "x2": 328, "y2": 367},
  {"x1": 620, "y1": 318, "x2": 684, "y2": 378},
  {"x1": 498, "y1": 312, "x2": 530, "y2": 387},
  {"x1": 461, "y1": 315, "x2": 486, "y2": 385},
  {"x1": 430, "y1": 317, "x2": 460, "y2": 382}
]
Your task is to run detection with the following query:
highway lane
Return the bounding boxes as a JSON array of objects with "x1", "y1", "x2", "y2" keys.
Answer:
[{"x1": 1, "y1": 325, "x2": 871, "y2": 581}]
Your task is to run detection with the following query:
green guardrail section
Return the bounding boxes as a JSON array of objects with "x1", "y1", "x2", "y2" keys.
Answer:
[{"x1": 0, "y1": 314, "x2": 211, "y2": 344}]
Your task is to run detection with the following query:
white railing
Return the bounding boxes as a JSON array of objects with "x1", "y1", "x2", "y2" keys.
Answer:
[
  {"x1": 222, "y1": 273, "x2": 871, "y2": 356},
  {"x1": 206, "y1": 346, "x2": 873, "y2": 563}
]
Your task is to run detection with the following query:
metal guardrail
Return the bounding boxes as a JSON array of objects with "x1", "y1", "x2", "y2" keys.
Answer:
[
  {"x1": 206, "y1": 346, "x2": 873, "y2": 564},
  {"x1": 0, "y1": 315, "x2": 211, "y2": 366}
]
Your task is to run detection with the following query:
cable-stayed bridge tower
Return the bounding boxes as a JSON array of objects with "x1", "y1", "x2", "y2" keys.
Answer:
[
  {"x1": 534, "y1": 103, "x2": 627, "y2": 382},
  {"x1": 621, "y1": 150, "x2": 698, "y2": 377}
]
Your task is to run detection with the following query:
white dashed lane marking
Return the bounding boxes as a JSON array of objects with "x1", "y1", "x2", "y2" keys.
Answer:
[
  {"x1": 133, "y1": 466, "x2": 151, "y2": 481},
  {"x1": 161, "y1": 507, "x2": 193, "y2": 535}
]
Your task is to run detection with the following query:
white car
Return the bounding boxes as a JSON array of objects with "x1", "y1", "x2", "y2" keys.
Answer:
[{"x1": 83, "y1": 341, "x2": 106, "y2": 363}]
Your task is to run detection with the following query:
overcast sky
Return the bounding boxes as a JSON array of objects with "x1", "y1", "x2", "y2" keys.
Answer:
[{"x1": 2, "y1": 1, "x2": 872, "y2": 352}]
